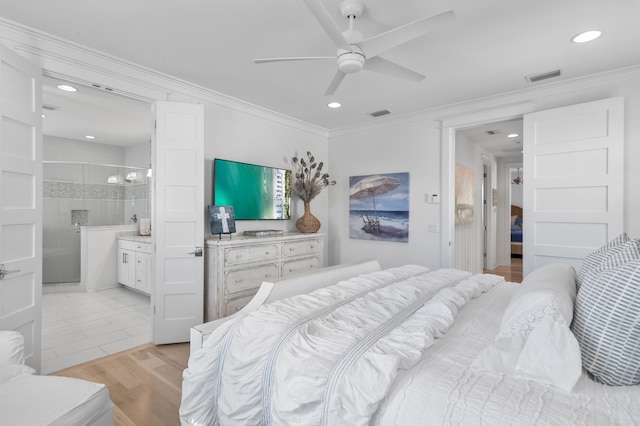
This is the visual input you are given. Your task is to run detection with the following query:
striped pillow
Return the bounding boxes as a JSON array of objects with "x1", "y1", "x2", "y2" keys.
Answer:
[
  {"x1": 577, "y1": 234, "x2": 638, "y2": 289},
  {"x1": 571, "y1": 258, "x2": 640, "y2": 385}
]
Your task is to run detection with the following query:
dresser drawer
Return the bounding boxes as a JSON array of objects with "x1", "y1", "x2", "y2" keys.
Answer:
[
  {"x1": 281, "y1": 256, "x2": 321, "y2": 277},
  {"x1": 282, "y1": 239, "x2": 322, "y2": 258},
  {"x1": 224, "y1": 264, "x2": 279, "y2": 294},
  {"x1": 224, "y1": 294, "x2": 255, "y2": 317},
  {"x1": 224, "y1": 244, "x2": 279, "y2": 266}
]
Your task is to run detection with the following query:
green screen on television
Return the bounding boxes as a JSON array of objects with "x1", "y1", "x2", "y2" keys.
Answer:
[{"x1": 213, "y1": 158, "x2": 291, "y2": 220}]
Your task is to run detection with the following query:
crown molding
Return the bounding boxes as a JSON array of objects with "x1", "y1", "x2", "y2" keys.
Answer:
[
  {"x1": 329, "y1": 64, "x2": 640, "y2": 138},
  {"x1": 0, "y1": 17, "x2": 328, "y2": 138}
]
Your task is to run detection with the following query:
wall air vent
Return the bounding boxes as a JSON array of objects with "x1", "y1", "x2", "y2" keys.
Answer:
[
  {"x1": 42, "y1": 104, "x2": 59, "y2": 111},
  {"x1": 370, "y1": 109, "x2": 391, "y2": 118},
  {"x1": 525, "y1": 69, "x2": 561, "y2": 83}
]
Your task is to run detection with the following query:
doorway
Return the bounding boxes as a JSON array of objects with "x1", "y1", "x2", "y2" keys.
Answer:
[
  {"x1": 451, "y1": 118, "x2": 524, "y2": 276},
  {"x1": 41, "y1": 75, "x2": 153, "y2": 372}
]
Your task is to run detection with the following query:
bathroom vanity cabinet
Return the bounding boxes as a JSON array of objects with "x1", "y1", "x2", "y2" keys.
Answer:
[{"x1": 117, "y1": 237, "x2": 152, "y2": 295}]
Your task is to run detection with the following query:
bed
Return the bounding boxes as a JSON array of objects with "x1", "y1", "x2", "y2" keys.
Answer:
[
  {"x1": 180, "y1": 236, "x2": 640, "y2": 425},
  {"x1": 511, "y1": 205, "x2": 523, "y2": 257}
]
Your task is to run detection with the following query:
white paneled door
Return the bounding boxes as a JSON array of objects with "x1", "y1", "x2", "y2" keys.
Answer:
[
  {"x1": 523, "y1": 97, "x2": 624, "y2": 276},
  {"x1": 152, "y1": 101, "x2": 204, "y2": 344},
  {"x1": 0, "y1": 43, "x2": 43, "y2": 370}
]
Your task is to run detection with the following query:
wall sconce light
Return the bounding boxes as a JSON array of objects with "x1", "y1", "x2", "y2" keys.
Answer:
[{"x1": 125, "y1": 171, "x2": 138, "y2": 182}]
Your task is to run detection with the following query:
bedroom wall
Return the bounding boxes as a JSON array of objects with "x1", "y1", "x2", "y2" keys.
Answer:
[
  {"x1": 166, "y1": 91, "x2": 330, "y2": 240},
  {"x1": 328, "y1": 69, "x2": 640, "y2": 270},
  {"x1": 328, "y1": 119, "x2": 443, "y2": 270}
]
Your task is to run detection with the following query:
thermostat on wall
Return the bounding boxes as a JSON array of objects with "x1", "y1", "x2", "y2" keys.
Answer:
[{"x1": 426, "y1": 193, "x2": 440, "y2": 203}]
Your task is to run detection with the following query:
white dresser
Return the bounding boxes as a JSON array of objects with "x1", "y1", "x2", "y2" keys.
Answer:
[{"x1": 204, "y1": 233, "x2": 324, "y2": 321}]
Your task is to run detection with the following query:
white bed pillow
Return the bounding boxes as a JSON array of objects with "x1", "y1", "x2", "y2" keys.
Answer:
[{"x1": 472, "y1": 263, "x2": 582, "y2": 392}]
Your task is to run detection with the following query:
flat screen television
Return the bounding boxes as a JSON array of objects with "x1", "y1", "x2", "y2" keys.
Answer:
[{"x1": 213, "y1": 158, "x2": 291, "y2": 220}]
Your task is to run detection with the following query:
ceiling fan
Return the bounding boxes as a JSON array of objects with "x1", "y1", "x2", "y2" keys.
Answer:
[{"x1": 254, "y1": 0, "x2": 456, "y2": 95}]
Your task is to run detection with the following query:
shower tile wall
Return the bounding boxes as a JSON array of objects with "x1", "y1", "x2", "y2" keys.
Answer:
[{"x1": 43, "y1": 164, "x2": 149, "y2": 284}]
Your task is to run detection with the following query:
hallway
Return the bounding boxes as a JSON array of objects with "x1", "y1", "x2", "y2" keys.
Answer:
[{"x1": 484, "y1": 258, "x2": 523, "y2": 283}]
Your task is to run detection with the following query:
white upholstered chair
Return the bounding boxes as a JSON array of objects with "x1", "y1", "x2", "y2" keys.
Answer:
[{"x1": 0, "y1": 330, "x2": 114, "y2": 425}]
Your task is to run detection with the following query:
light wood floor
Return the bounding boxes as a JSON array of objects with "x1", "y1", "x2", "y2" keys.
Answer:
[
  {"x1": 53, "y1": 260, "x2": 524, "y2": 425},
  {"x1": 484, "y1": 257, "x2": 523, "y2": 282},
  {"x1": 53, "y1": 342, "x2": 189, "y2": 426}
]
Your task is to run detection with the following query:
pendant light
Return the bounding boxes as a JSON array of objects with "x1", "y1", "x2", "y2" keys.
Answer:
[{"x1": 512, "y1": 168, "x2": 523, "y2": 185}]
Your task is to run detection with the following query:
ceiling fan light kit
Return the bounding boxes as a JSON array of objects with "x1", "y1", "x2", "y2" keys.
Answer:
[
  {"x1": 254, "y1": 0, "x2": 456, "y2": 95},
  {"x1": 337, "y1": 49, "x2": 365, "y2": 74}
]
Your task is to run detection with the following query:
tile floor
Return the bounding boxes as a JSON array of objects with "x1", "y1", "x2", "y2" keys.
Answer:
[{"x1": 41, "y1": 286, "x2": 150, "y2": 374}]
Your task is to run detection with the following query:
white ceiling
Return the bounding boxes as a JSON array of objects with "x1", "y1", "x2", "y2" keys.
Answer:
[
  {"x1": 3, "y1": 0, "x2": 639, "y2": 153},
  {"x1": 42, "y1": 76, "x2": 151, "y2": 147}
]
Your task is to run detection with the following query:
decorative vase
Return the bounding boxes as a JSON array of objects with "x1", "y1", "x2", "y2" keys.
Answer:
[{"x1": 296, "y1": 201, "x2": 321, "y2": 233}]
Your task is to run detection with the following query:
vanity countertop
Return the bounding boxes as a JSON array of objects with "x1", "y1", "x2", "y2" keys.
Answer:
[{"x1": 117, "y1": 234, "x2": 152, "y2": 243}]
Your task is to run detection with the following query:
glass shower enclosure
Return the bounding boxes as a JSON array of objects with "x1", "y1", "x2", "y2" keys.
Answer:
[{"x1": 43, "y1": 161, "x2": 149, "y2": 285}]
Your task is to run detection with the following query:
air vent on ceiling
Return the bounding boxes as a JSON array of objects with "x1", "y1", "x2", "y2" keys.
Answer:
[
  {"x1": 42, "y1": 104, "x2": 59, "y2": 111},
  {"x1": 485, "y1": 129, "x2": 501, "y2": 135},
  {"x1": 370, "y1": 109, "x2": 391, "y2": 118},
  {"x1": 526, "y1": 69, "x2": 561, "y2": 83}
]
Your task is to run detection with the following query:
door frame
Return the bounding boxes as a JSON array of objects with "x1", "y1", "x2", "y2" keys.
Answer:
[
  {"x1": 35, "y1": 71, "x2": 175, "y2": 345},
  {"x1": 440, "y1": 102, "x2": 535, "y2": 268}
]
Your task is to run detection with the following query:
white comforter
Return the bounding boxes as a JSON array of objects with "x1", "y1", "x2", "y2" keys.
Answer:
[
  {"x1": 180, "y1": 266, "x2": 502, "y2": 426},
  {"x1": 373, "y1": 282, "x2": 640, "y2": 426}
]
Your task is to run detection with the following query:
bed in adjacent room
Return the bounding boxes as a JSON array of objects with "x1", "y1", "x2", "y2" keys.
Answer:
[
  {"x1": 180, "y1": 235, "x2": 640, "y2": 425},
  {"x1": 511, "y1": 204, "x2": 523, "y2": 257}
]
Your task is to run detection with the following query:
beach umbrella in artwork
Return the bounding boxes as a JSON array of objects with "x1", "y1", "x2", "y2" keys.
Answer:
[{"x1": 349, "y1": 174, "x2": 401, "y2": 224}]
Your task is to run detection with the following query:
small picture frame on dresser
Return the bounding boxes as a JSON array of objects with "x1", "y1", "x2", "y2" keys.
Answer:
[{"x1": 209, "y1": 205, "x2": 236, "y2": 238}]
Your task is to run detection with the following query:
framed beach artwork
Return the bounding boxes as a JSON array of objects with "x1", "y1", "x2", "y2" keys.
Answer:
[
  {"x1": 455, "y1": 164, "x2": 474, "y2": 225},
  {"x1": 349, "y1": 172, "x2": 409, "y2": 242}
]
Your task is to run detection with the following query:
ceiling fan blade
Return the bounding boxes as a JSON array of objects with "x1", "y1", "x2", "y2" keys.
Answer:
[
  {"x1": 254, "y1": 57, "x2": 334, "y2": 64},
  {"x1": 302, "y1": 0, "x2": 351, "y2": 51},
  {"x1": 325, "y1": 70, "x2": 346, "y2": 96},
  {"x1": 363, "y1": 56, "x2": 425, "y2": 82},
  {"x1": 359, "y1": 9, "x2": 455, "y2": 58}
]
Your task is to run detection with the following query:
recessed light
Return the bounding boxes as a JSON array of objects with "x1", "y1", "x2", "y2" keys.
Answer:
[
  {"x1": 85, "y1": 135, "x2": 96, "y2": 140},
  {"x1": 327, "y1": 102, "x2": 341, "y2": 108},
  {"x1": 507, "y1": 133, "x2": 519, "y2": 138},
  {"x1": 571, "y1": 30, "x2": 602, "y2": 43},
  {"x1": 41, "y1": 114, "x2": 46, "y2": 118},
  {"x1": 57, "y1": 84, "x2": 78, "y2": 92}
]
